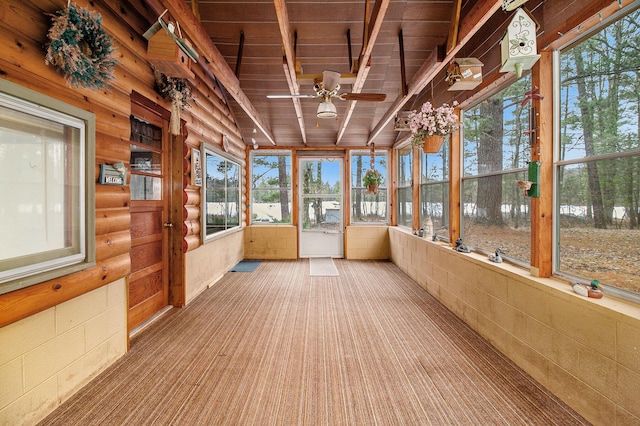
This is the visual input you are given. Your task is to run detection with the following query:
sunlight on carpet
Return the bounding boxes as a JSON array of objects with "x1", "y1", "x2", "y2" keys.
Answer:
[{"x1": 309, "y1": 257, "x2": 338, "y2": 276}]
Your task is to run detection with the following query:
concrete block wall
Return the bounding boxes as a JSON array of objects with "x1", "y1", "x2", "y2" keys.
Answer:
[
  {"x1": 389, "y1": 227, "x2": 640, "y2": 426},
  {"x1": 345, "y1": 225, "x2": 389, "y2": 259},
  {"x1": 186, "y1": 230, "x2": 244, "y2": 303},
  {"x1": 243, "y1": 225, "x2": 297, "y2": 260},
  {"x1": 0, "y1": 279, "x2": 127, "y2": 425}
]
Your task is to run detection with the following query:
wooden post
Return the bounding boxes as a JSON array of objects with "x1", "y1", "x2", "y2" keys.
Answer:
[
  {"x1": 169, "y1": 129, "x2": 186, "y2": 307},
  {"x1": 530, "y1": 51, "x2": 553, "y2": 277},
  {"x1": 389, "y1": 148, "x2": 397, "y2": 226}
]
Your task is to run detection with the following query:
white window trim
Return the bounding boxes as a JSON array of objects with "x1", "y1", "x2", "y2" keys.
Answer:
[{"x1": 201, "y1": 143, "x2": 242, "y2": 242}]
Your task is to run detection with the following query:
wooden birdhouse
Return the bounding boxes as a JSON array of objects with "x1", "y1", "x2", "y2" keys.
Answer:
[
  {"x1": 445, "y1": 58, "x2": 484, "y2": 91},
  {"x1": 145, "y1": 19, "x2": 197, "y2": 79},
  {"x1": 499, "y1": 8, "x2": 540, "y2": 78}
]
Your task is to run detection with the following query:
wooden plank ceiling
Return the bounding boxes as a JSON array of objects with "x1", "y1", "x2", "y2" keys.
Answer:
[{"x1": 183, "y1": 0, "x2": 484, "y2": 148}]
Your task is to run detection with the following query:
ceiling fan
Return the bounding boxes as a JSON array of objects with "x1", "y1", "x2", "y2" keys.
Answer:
[{"x1": 266, "y1": 70, "x2": 386, "y2": 119}]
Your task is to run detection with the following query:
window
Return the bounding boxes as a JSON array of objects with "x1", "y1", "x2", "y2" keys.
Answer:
[
  {"x1": 250, "y1": 151, "x2": 291, "y2": 224},
  {"x1": 350, "y1": 150, "x2": 388, "y2": 223},
  {"x1": 130, "y1": 117, "x2": 163, "y2": 201},
  {"x1": 462, "y1": 76, "x2": 532, "y2": 263},
  {"x1": 420, "y1": 138, "x2": 449, "y2": 239},
  {"x1": 203, "y1": 146, "x2": 240, "y2": 238},
  {"x1": 0, "y1": 80, "x2": 95, "y2": 294},
  {"x1": 557, "y1": 7, "x2": 640, "y2": 295},
  {"x1": 397, "y1": 146, "x2": 413, "y2": 228}
]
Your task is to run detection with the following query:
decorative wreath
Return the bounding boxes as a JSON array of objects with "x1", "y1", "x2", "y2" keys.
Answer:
[
  {"x1": 154, "y1": 70, "x2": 194, "y2": 135},
  {"x1": 45, "y1": 2, "x2": 117, "y2": 89},
  {"x1": 154, "y1": 70, "x2": 193, "y2": 110}
]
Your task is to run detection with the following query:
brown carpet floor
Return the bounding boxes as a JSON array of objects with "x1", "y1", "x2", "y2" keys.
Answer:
[{"x1": 39, "y1": 259, "x2": 589, "y2": 425}]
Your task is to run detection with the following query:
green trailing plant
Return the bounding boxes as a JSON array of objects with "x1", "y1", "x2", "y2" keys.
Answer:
[
  {"x1": 363, "y1": 168, "x2": 383, "y2": 187},
  {"x1": 45, "y1": 2, "x2": 117, "y2": 89}
]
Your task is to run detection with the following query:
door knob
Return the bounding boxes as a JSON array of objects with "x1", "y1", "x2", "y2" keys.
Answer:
[{"x1": 163, "y1": 222, "x2": 173, "y2": 228}]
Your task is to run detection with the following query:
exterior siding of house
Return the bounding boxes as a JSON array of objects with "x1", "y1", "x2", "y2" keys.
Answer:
[{"x1": 0, "y1": 0, "x2": 244, "y2": 423}]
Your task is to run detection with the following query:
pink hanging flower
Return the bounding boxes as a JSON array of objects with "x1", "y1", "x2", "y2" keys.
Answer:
[{"x1": 408, "y1": 101, "x2": 460, "y2": 145}]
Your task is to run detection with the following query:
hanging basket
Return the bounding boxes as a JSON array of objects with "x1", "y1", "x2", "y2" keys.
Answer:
[
  {"x1": 421, "y1": 134, "x2": 445, "y2": 153},
  {"x1": 366, "y1": 183, "x2": 379, "y2": 195}
]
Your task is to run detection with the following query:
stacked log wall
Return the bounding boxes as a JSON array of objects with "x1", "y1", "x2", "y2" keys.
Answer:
[{"x1": 0, "y1": 0, "x2": 246, "y2": 327}]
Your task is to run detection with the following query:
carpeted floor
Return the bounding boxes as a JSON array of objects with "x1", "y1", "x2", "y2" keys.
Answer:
[{"x1": 39, "y1": 259, "x2": 588, "y2": 425}]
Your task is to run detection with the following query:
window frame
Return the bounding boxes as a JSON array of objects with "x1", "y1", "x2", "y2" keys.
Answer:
[
  {"x1": 249, "y1": 150, "x2": 292, "y2": 225},
  {"x1": 0, "y1": 79, "x2": 95, "y2": 295},
  {"x1": 396, "y1": 145, "x2": 413, "y2": 229},
  {"x1": 553, "y1": 5, "x2": 640, "y2": 301},
  {"x1": 201, "y1": 143, "x2": 242, "y2": 241}
]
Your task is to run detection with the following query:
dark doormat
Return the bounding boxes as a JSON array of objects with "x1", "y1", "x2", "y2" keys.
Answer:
[{"x1": 230, "y1": 260, "x2": 262, "y2": 272}]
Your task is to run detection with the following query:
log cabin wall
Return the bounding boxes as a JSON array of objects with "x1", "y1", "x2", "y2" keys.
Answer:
[{"x1": 0, "y1": 0, "x2": 245, "y2": 423}]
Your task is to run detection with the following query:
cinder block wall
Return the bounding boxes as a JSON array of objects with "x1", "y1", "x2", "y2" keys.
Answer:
[
  {"x1": 389, "y1": 227, "x2": 640, "y2": 426},
  {"x1": 345, "y1": 226, "x2": 389, "y2": 259},
  {"x1": 186, "y1": 230, "x2": 244, "y2": 303},
  {"x1": 243, "y1": 225, "x2": 297, "y2": 260},
  {"x1": 0, "y1": 279, "x2": 127, "y2": 425}
]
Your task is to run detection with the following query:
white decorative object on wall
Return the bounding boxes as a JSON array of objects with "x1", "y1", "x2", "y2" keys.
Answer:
[
  {"x1": 499, "y1": 8, "x2": 540, "y2": 78},
  {"x1": 502, "y1": 0, "x2": 529, "y2": 11}
]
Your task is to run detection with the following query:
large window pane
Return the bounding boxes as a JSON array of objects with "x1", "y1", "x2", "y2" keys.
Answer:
[
  {"x1": 558, "y1": 8, "x2": 640, "y2": 296},
  {"x1": 557, "y1": 159, "x2": 639, "y2": 293},
  {"x1": 462, "y1": 77, "x2": 532, "y2": 261},
  {"x1": 204, "y1": 150, "x2": 240, "y2": 237},
  {"x1": 462, "y1": 173, "x2": 531, "y2": 263},
  {"x1": 350, "y1": 150, "x2": 388, "y2": 223},
  {"x1": 251, "y1": 152, "x2": 291, "y2": 224},
  {"x1": 464, "y1": 77, "x2": 531, "y2": 176},
  {"x1": 397, "y1": 147, "x2": 412, "y2": 228},
  {"x1": 420, "y1": 183, "x2": 449, "y2": 235},
  {"x1": 421, "y1": 141, "x2": 449, "y2": 236}
]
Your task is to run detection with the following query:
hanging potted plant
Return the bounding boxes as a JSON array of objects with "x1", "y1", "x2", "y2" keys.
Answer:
[
  {"x1": 363, "y1": 168, "x2": 383, "y2": 195},
  {"x1": 408, "y1": 101, "x2": 459, "y2": 153}
]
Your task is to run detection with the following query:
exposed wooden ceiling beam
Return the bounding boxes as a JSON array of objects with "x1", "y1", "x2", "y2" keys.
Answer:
[
  {"x1": 146, "y1": 0, "x2": 277, "y2": 145},
  {"x1": 336, "y1": 0, "x2": 390, "y2": 145},
  {"x1": 191, "y1": 0, "x2": 200, "y2": 21},
  {"x1": 367, "y1": 0, "x2": 503, "y2": 146},
  {"x1": 274, "y1": 0, "x2": 307, "y2": 145},
  {"x1": 446, "y1": 0, "x2": 462, "y2": 54}
]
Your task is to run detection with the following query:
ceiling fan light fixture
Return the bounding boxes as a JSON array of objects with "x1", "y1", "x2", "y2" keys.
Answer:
[{"x1": 316, "y1": 100, "x2": 337, "y2": 118}]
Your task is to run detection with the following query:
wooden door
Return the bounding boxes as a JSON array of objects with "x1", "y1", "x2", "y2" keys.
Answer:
[{"x1": 128, "y1": 103, "x2": 170, "y2": 332}]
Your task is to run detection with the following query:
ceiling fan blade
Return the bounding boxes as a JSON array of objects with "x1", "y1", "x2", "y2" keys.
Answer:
[
  {"x1": 340, "y1": 93, "x2": 387, "y2": 102},
  {"x1": 322, "y1": 70, "x2": 341, "y2": 92},
  {"x1": 266, "y1": 94, "x2": 316, "y2": 99}
]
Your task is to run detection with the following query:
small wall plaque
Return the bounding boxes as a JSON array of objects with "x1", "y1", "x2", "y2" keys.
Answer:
[{"x1": 99, "y1": 163, "x2": 127, "y2": 186}]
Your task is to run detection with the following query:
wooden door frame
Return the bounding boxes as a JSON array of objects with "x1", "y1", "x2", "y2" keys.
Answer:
[{"x1": 129, "y1": 92, "x2": 185, "y2": 317}]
